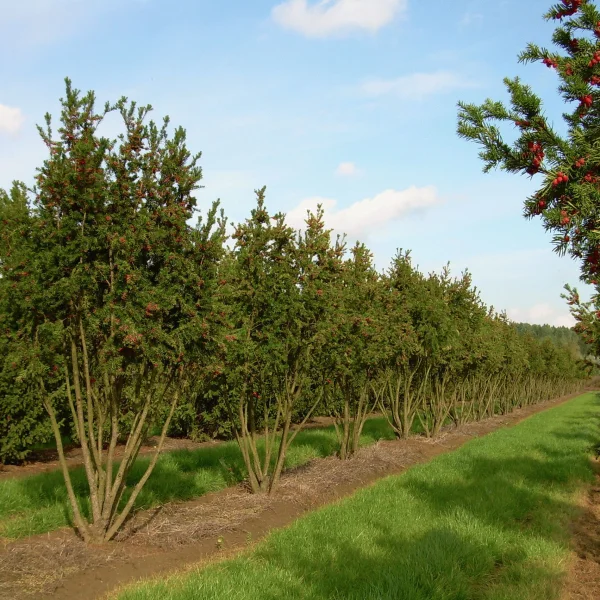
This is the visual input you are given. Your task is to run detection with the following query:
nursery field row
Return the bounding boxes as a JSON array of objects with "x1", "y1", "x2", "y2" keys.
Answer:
[
  {"x1": 0, "y1": 417, "x2": 396, "y2": 539},
  {"x1": 115, "y1": 392, "x2": 600, "y2": 600}
]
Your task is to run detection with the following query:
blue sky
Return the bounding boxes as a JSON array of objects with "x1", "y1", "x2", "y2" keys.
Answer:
[{"x1": 0, "y1": 0, "x2": 593, "y2": 326}]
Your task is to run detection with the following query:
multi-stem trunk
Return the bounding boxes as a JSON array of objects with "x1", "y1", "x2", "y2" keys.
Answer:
[
  {"x1": 448, "y1": 378, "x2": 473, "y2": 427},
  {"x1": 428, "y1": 374, "x2": 454, "y2": 437},
  {"x1": 334, "y1": 378, "x2": 378, "y2": 460},
  {"x1": 41, "y1": 341, "x2": 180, "y2": 544},
  {"x1": 233, "y1": 370, "x2": 322, "y2": 494},
  {"x1": 379, "y1": 364, "x2": 429, "y2": 439}
]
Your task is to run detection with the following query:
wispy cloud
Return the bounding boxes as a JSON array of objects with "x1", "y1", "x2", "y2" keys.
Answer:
[
  {"x1": 361, "y1": 70, "x2": 476, "y2": 100},
  {"x1": 0, "y1": 1, "x2": 144, "y2": 47},
  {"x1": 335, "y1": 161, "x2": 361, "y2": 176},
  {"x1": 507, "y1": 303, "x2": 575, "y2": 327},
  {"x1": 0, "y1": 104, "x2": 25, "y2": 135},
  {"x1": 285, "y1": 185, "x2": 442, "y2": 238},
  {"x1": 460, "y1": 11, "x2": 483, "y2": 27},
  {"x1": 271, "y1": 0, "x2": 407, "y2": 38}
]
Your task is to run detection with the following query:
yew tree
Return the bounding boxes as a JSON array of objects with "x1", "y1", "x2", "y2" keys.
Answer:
[
  {"x1": 376, "y1": 251, "x2": 425, "y2": 438},
  {"x1": 215, "y1": 191, "x2": 343, "y2": 492},
  {"x1": 457, "y1": 0, "x2": 600, "y2": 351},
  {"x1": 0, "y1": 183, "x2": 57, "y2": 463},
  {"x1": 0, "y1": 80, "x2": 226, "y2": 543},
  {"x1": 322, "y1": 242, "x2": 391, "y2": 459}
]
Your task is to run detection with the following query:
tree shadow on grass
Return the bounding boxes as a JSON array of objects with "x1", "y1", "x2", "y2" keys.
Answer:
[
  {"x1": 196, "y1": 486, "x2": 571, "y2": 600},
  {"x1": 246, "y1": 525, "x2": 565, "y2": 600}
]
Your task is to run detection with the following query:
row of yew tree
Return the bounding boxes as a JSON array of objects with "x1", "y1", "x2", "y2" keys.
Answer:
[{"x1": 0, "y1": 82, "x2": 588, "y2": 543}]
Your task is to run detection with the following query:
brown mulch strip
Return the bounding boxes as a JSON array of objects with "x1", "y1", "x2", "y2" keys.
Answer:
[
  {"x1": 0, "y1": 392, "x2": 596, "y2": 600},
  {"x1": 561, "y1": 460, "x2": 600, "y2": 600}
]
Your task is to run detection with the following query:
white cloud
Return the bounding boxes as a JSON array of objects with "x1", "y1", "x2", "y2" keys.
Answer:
[
  {"x1": 507, "y1": 303, "x2": 575, "y2": 327},
  {"x1": 0, "y1": 1, "x2": 143, "y2": 47},
  {"x1": 0, "y1": 104, "x2": 25, "y2": 135},
  {"x1": 271, "y1": 0, "x2": 407, "y2": 38},
  {"x1": 361, "y1": 70, "x2": 476, "y2": 99},
  {"x1": 285, "y1": 185, "x2": 441, "y2": 238},
  {"x1": 460, "y1": 12, "x2": 483, "y2": 27},
  {"x1": 335, "y1": 161, "x2": 360, "y2": 176},
  {"x1": 1, "y1": 1, "x2": 89, "y2": 45}
]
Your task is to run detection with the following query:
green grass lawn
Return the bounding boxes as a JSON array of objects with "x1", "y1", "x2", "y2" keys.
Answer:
[
  {"x1": 114, "y1": 392, "x2": 600, "y2": 600},
  {"x1": 0, "y1": 417, "x2": 397, "y2": 539}
]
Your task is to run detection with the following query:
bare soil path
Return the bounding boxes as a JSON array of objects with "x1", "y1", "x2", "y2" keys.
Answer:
[
  {"x1": 0, "y1": 392, "x2": 597, "y2": 600},
  {"x1": 561, "y1": 459, "x2": 600, "y2": 600}
]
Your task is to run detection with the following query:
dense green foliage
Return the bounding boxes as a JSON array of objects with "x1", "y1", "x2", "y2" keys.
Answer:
[
  {"x1": 0, "y1": 182, "x2": 59, "y2": 463},
  {"x1": 116, "y1": 392, "x2": 600, "y2": 600},
  {"x1": 0, "y1": 79, "x2": 590, "y2": 542}
]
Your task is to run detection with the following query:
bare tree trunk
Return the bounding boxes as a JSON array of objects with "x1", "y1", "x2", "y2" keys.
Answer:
[
  {"x1": 232, "y1": 368, "x2": 322, "y2": 494},
  {"x1": 41, "y1": 350, "x2": 179, "y2": 543},
  {"x1": 40, "y1": 378, "x2": 91, "y2": 541},
  {"x1": 380, "y1": 363, "x2": 430, "y2": 440},
  {"x1": 429, "y1": 373, "x2": 454, "y2": 438},
  {"x1": 104, "y1": 388, "x2": 179, "y2": 541},
  {"x1": 333, "y1": 377, "x2": 379, "y2": 460}
]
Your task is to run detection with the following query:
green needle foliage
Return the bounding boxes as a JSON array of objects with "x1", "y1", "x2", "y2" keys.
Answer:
[
  {"x1": 0, "y1": 79, "x2": 226, "y2": 542},
  {"x1": 457, "y1": 0, "x2": 600, "y2": 356},
  {"x1": 0, "y1": 183, "x2": 56, "y2": 463},
  {"x1": 0, "y1": 77, "x2": 591, "y2": 545}
]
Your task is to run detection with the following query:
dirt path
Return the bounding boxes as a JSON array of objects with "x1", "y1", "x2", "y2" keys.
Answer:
[
  {"x1": 561, "y1": 459, "x2": 600, "y2": 600},
  {"x1": 0, "y1": 392, "x2": 596, "y2": 600}
]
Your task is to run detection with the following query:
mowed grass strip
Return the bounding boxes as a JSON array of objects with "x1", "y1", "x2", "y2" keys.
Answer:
[
  {"x1": 0, "y1": 417, "x2": 396, "y2": 539},
  {"x1": 115, "y1": 393, "x2": 600, "y2": 600}
]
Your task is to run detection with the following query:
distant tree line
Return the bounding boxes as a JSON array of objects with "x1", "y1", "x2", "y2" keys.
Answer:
[{"x1": 511, "y1": 322, "x2": 591, "y2": 358}]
